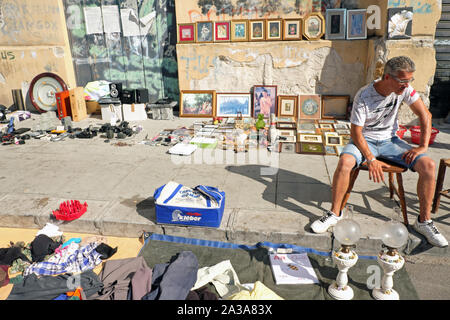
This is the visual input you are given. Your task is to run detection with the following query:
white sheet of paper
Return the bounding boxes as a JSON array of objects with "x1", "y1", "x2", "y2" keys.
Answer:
[
  {"x1": 120, "y1": 8, "x2": 140, "y2": 37},
  {"x1": 102, "y1": 5, "x2": 121, "y2": 34},
  {"x1": 139, "y1": 11, "x2": 156, "y2": 36},
  {"x1": 83, "y1": 6, "x2": 103, "y2": 34}
]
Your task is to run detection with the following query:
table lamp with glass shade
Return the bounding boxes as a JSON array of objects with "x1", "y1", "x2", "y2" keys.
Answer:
[
  {"x1": 328, "y1": 205, "x2": 361, "y2": 300},
  {"x1": 372, "y1": 206, "x2": 409, "y2": 300}
]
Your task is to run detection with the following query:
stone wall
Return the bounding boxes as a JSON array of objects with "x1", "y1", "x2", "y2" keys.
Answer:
[{"x1": 175, "y1": 0, "x2": 442, "y2": 125}]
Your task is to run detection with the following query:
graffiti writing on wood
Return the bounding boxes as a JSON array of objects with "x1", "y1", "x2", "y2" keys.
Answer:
[
  {"x1": 1, "y1": 51, "x2": 15, "y2": 61},
  {"x1": 180, "y1": 53, "x2": 210, "y2": 80}
]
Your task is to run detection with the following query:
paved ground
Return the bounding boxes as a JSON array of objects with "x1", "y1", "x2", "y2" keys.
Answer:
[{"x1": 1, "y1": 112, "x2": 449, "y2": 299}]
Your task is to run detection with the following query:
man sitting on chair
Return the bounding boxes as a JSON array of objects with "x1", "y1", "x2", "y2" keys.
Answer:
[{"x1": 310, "y1": 56, "x2": 448, "y2": 248}]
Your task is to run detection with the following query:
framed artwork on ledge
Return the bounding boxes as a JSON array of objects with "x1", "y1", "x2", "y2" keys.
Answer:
[
  {"x1": 180, "y1": 90, "x2": 216, "y2": 118},
  {"x1": 347, "y1": 9, "x2": 367, "y2": 40},
  {"x1": 266, "y1": 19, "x2": 282, "y2": 41},
  {"x1": 325, "y1": 9, "x2": 346, "y2": 40},
  {"x1": 299, "y1": 134, "x2": 323, "y2": 144},
  {"x1": 249, "y1": 20, "x2": 265, "y2": 41},
  {"x1": 321, "y1": 95, "x2": 350, "y2": 120},
  {"x1": 178, "y1": 23, "x2": 196, "y2": 43},
  {"x1": 283, "y1": 19, "x2": 302, "y2": 40},
  {"x1": 299, "y1": 95, "x2": 321, "y2": 120},
  {"x1": 214, "y1": 21, "x2": 231, "y2": 42},
  {"x1": 303, "y1": 13, "x2": 325, "y2": 40},
  {"x1": 296, "y1": 142, "x2": 326, "y2": 155},
  {"x1": 277, "y1": 95, "x2": 298, "y2": 119},
  {"x1": 276, "y1": 122, "x2": 296, "y2": 130},
  {"x1": 231, "y1": 20, "x2": 248, "y2": 42},
  {"x1": 325, "y1": 135, "x2": 343, "y2": 147},
  {"x1": 196, "y1": 21, "x2": 213, "y2": 43},
  {"x1": 387, "y1": 7, "x2": 413, "y2": 40},
  {"x1": 216, "y1": 93, "x2": 252, "y2": 118},
  {"x1": 253, "y1": 85, "x2": 277, "y2": 118}
]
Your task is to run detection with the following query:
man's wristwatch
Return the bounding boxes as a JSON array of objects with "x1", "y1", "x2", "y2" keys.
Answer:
[{"x1": 367, "y1": 157, "x2": 376, "y2": 164}]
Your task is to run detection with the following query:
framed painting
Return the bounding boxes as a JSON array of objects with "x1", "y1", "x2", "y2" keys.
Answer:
[
  {"x1": 388, "y1": 7, "x2": 413, "y2": 40},
  {"x1": 180, "y1": 90, "x2": 216, "y2": 118},
  {"x1": 325, "y1": 9, "x2": 346, "y2": 40},
  {"x1": 299, "y1": 134, "x2": 323, "y2": 143},
  {"x1": 333, "y1": 123, "x2": 349, "y2": 130},
  {"x1": 196, "y1": 21, "x2": 213, "y2": 43},
  {"x1": 216, "y1": 93, "x2": 252, "y2": 117},
  {"x1": 336, "y1": 129, "x2": 351, "y2": 135},
  {"x1": 280, "y1": 142, "x2": 297, "y2": 154},
  {"x1": 278, "y1": 95, "x2": 298, "y2": 118},
  {"x1": 296, "y1": 142, "x2": 326, "y2": 155},
  {"x1": 303, "y1": 13, "x2": 325, "y2": 40},
  {"x1": 214, "y1": 21, "x2": 231, "y2": 42},
  {"x1": 276, "y1": 122, "x2": 296, "y2": 130},
  {"x1": 297, "y1": 121, "x2": 317, "y2": 134},
  {"x1": 321, "y1": 95, "x2": 350, "y2": 120},
  {"x1": 325, "y1": 145, "x2": 338, "y2": 156},
  {"x1": 253, "y1": 85, "x2": 277, "y2": 118},
  {"x1": 299, "y1": 95, "x2": 321, "y2": 120},
  {"x1": 325, "y1": 135, "x2": 343, "y2": 147},
  {"x1": 231, "y1": 20, "x2": 248, "y2": 42},
  {"x1": 178, "y1": 23, "x2": 196, "y2": 43},
  {"x1": 347, "y1": 9, "x2": 367, "y2": 40},
  {"x1": 266, "y1": 19, "x2": 282, "y2": 41},
  {"x1": 283, "y1": 19, "x2": 302, "y2": 40},
  {"x1": 249, "y1": 20, "x2": 265, "y2": 41},
  {"x1": 279, "y1": 129, "x2": 296, "y2": 137}
]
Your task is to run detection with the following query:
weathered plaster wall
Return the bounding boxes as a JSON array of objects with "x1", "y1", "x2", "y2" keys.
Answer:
[
  {"x1": 0, "y1": 0, "x2": 76, "y2": 109},
  {"x1": 176, "y1": 0, "x2": 441, "y2": 124}
]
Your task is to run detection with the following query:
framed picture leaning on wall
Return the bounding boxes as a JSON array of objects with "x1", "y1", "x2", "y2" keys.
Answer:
[
  {"x1": 216, "y1": 93, "x2": 252, "y2": 117},
  {"x1": 299, "y1": 95, "x2": 321, "y2": 120},
  {"x1": 347, "y1": 9, "x2": 367, "y2": 40},
  {"x1": 178, "y1": 23, "x2": 196, "y2": 43},
  {"x1": 196, "y1": 21, "x2": 214, "y2": 43},
  {"x1": 253, "y1": 85, "x2": 277, "y2": 118},
  {"x1": 325, "y1": 9, "x2": 346, "y2": 40},
  {"x1": 321, "y1": 95, "x2": 350, "y2": 120},
  {"x1": 249, "y1": 20, "x2": 265, "y2": 41},
  {"x1": 231, "y1": 20, "x2": 248, "y2": 42},
  {"x1": 214, "y1": 21, "x2": 231, "y2": 42},
  {"x1": 180, "y1": 90, "x2": 216, "y2": 118},
  {"x1": 266, "y1": 19, "x2": 282, "y2": 41},
  {"x1": 277, "y1": 95, "x2": 298, "y2": 119},
  {"x1": 303, "y1": 13, "x2": 325, "y2": 40},
  {"x1": 283, "y1": 19, "x2": 302, "y2": 40}
]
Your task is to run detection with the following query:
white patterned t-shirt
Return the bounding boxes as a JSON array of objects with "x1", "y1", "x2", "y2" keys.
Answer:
[{"x1": 350, "y1": 81, "x2": 420, "y2": 140}]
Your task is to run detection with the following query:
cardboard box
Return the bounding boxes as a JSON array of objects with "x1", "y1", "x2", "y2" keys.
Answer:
[
  {"x1": 101, "y1": 103, "x2": 123, "y2": 123},
  {"x1": 69, "y1": 87, "x2": 88, "y2": 122},
  {"x1": 86, "y1": 101, "x2": 101, "y2": 114},
  {"x1": 122, "y1": 103, "x2": 147, "y2": 121}
]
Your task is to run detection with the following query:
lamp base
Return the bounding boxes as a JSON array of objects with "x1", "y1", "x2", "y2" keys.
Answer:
[
  {"x1": 328, "y1": 282, "x2": 354, "y2": 300},
  {"x1": 372, "y1": 288, "x2": 400, "y2": 300}
]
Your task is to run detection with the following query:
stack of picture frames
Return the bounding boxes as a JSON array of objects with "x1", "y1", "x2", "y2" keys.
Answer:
[
  {"x1": 178, "y1": 8, "x2": 370, "y2": 44},
  {"x1": 178, "y1": 86, "x2": 352, "y2": 157}
]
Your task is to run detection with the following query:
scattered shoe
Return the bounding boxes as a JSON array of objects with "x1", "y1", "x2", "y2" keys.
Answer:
[
  {"x1": 311, "y1": 210, "x2": 342, "y2": 234},
  {"x1": 413, "y1": 219, "x2": 448, "y2": 248}
]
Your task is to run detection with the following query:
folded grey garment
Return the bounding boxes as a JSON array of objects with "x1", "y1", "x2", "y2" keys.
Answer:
[{"x1": 142, "y1": 251, "x2": 198, "y2": 300}]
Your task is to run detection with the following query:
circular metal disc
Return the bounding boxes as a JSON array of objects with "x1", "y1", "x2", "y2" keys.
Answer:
[{"x1": 29, "y1": 73, "x2": 68, "y2": 113}]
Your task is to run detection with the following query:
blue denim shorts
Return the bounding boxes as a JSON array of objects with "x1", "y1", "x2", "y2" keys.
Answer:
[{"x1": 341, "y1": 136, "x2": 427, "y2": 171}]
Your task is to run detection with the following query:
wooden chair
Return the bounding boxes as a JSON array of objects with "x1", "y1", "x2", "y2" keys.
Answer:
[
  {"x1": 432, "y1": 158, "x2": 450, "y2": 214},
  {"x1": 340, "y1": 159, "x2": 409, "y2": 225}
]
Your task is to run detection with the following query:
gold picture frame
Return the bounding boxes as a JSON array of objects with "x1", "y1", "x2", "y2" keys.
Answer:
[
  {"x1": 303, "y1": 12, "x2": 325, "y2": 40},
  {"x1": 266, "y1": 19, "x2": 282, "y2": 41},
  {"x1": 283, "y1": 19, "x2": 302, "y2": 40},
  {"x1": 231, "y1": 20, "x2": 248, "y2": 42},
  {"x1": 277, "y1": 95, "x2": 298, "y2": 119},
  {"x1": 249, "y1": 19, "x2": 265, "y2": 41},
  {"x1": 180, "y1": 90, "x2": 216, "y2": 118}
]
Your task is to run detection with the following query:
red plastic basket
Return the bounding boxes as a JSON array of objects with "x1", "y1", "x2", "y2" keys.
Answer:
[
  {"x1": 409, "y1": 126, "x2": 439, "y2": 145},
  {"x1": 53, "y1": 200, "x2": 88, "y2": 221},
  {"x1": 396, "y1": 125, "x2": 407, "y2": 139}
]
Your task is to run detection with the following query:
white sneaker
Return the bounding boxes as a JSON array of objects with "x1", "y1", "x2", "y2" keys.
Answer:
[
  {"x1": 413, "y1": 219, "x2": 449, "y2": 248},
  {"x1": 311, "y1": 210, "x2": 342, "y2": 234}
]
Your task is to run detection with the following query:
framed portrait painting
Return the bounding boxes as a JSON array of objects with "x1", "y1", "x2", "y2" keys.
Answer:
[
  {"x1": 299, "y1": 95, "x2": 321, "y2": 120},
  {"x1": 325, "y1": 9, "x2": 346, "y2": 40},
  {"x1": 180, "y1": 90, "x2": 216, "y2": 118},
  {"x1": 214, "y1": 21, "x2": 231, "y2": 42},
  {"x1": 178, "y1": 23, "x2": 196, "y2": 43},
  {"x1": 249, "y1": 20, "x2": 265, "y2": 41},
  {"x1": 321, "y1": 95, "x2": 350, "y2": 120},
  {"x1": 347, "y1": 9, "x2": 367, "y2": 40},
  {"x1": 231, "y1": 20, "x2": 248, "y2": 42},
  {"x1": 196, "y1": 21, "x2": 213, "y2": 43},
  {"x1": 303, "y1": 13, "x2": 325, "y2": 40},
  {"x1": 266, "y1": 19, "x2": 282, "y2": 41},
  {"x1": 296, "y1": 142, "x2": 326, "y2": 155},
  {"x1": 216, "y1": 93, "x2": 252, "y2": 118},
  {"x1": 253, "y1": 85, "x2": 277, "y2": 118},
  {"x1": 283, "y1": 19, "x2": 302, "y2": 40},
  {"x1": 277, "y1": 95, "x2": 298, "y2": 118},
  {"x1": 387, "y1": 7, "x2": 413, "y2": 40}
]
